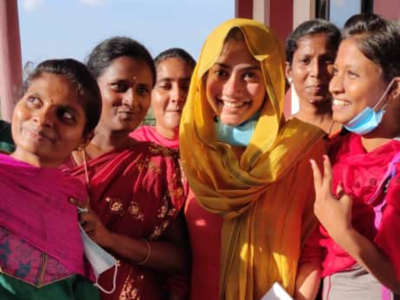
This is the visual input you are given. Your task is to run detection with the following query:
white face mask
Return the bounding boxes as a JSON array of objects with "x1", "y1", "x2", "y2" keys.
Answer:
[{"x1": 79, "y1": 225, "x2": 118, "y2": 294}]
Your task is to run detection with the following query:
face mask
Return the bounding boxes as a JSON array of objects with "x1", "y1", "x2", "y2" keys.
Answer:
[
  {"x1": 79, "y1": 225, "x2": 118, "y2": 294},
  {"x1": 342, "y1": 79, "x2": 395, "y2": 135},
  {"x1": 215, "y1": 112, "x2": 259, "y2": 147}
]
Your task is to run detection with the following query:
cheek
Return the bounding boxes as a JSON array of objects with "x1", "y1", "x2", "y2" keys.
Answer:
[{"x1": 151, "y1": 91, "x2": 169, "y2": 114}]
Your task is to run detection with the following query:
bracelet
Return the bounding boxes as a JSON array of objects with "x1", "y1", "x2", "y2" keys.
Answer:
[{"x1": 136, "y1": 239, "x2": 151, "y2": 266}]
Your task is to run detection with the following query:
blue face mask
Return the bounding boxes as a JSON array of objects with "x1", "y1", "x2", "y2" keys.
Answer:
[
  {"x1": 342, "y1": 79, "x2": 394, "y2": 135},
  {"x1": 215, "y1": 112, "x2": 259, "y2": 147}
]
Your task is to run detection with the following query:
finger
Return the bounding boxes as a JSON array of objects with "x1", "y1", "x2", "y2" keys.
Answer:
[
  {"x1": 310, "y1": 159, "x2": 323, "y2": 195},
  {"x1": 322, "y1": 155, "x2": 333, "y2": 197},
  {"x1": 69, "y1": 197, "x2": 90, "y2": 209}
]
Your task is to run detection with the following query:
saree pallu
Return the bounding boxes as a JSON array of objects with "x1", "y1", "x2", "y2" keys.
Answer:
[
  {"x1": 65, "y1": 142, "x2": 185, "y2": 300},
  {"x1": 321, "y1": 134, "x2": 400, "y2": 280}
]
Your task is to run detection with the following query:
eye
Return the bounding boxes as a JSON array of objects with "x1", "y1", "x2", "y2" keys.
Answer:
[
  {"x1": 57, "y1": 108, "x2": 76, "y2": 123},
  {"x1": 213, "y1": 68, "x2": 229, "y2": 78},
  {"x1": 137, "y1": 85, "x2": 150, "y2": 96},
  {"x1": 299, "y1": 57, "x2": 311, "y2": 65},
  {"x1": 158, "y1": 82, "x2": 172, "y2": 90},
  {"x1": 346, "y1": 70, "x2": 359, "y2": 79},
  {"x1": 243, "y1": 71, "x2": 260, "y2": 82},
  {"x1": 180, "y1": 83, "x2": 190, "y2": 92},
  {"x1": 26, "y1": 96, "x2": 42, "y2": 108},
  {"x1": 110, "y1": 81, "x2": 129, "y2": 92}
]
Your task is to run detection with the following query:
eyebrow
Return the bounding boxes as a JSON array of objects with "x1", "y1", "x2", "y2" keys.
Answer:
[
  {"x1": 214, "y1": 63, "x2": 261, "y2": 71},
  {"x1": 157, "y1": 77, "x2": 191, "y2": 82}
]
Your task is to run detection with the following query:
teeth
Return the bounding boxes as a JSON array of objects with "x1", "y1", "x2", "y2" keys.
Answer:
[
  {"x1": 333, "y1": 99, "x2": 349, "y2": 107},
  {"x1": 223, "y1": 101, "x2": 248, "y2": 108}
]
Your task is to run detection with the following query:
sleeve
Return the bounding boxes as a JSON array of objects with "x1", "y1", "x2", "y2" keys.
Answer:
[
  {"x1": 299, "y1": 226, "x2": 323, "y2": 265},
  {"x1": 374, "y1": 171, "x2": 400, "y2": 281}
]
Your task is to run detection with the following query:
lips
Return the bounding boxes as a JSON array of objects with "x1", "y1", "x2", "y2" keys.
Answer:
[
  {"x1": 218, "y1": 99, "x2": 251, "y2": 109},
  {"x1": 25, "y1": 127, "x2": 56, "y2": 143}
]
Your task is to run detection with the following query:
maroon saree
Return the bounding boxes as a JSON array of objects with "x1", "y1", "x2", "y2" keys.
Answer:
[{"x1": 64, "y1": 142, "x2": 185, "y2": 300}]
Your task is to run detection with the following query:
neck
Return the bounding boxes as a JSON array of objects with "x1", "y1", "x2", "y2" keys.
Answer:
[
  {"x1": 293, "y1": 98, "x2": 335, "y2": 132},
  {"x1": 88, "y1": 126, "x2": 133, "y2": 158},
  {"x1": 361, "y1": 113, "x2": 400, "y2": 152},
  {"x1": 11, "y1": 148, "x2": 59, "y2": 168},
  {"x1": 155, "y1": 124, "x2": 179, "y2": 140}
]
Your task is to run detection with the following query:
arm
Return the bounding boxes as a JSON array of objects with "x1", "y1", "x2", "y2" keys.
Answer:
[
  {"x1": 310, "y1": 156, "x2": 400, "y2": 294},
  {"x1": 295, "y1": 261, "x2": 321, "y2": 300},
  {"x1": 71, "y1": 198, "x2": 189, "y2": 273},
  {"x1": 295, "y1": 227, "x2": 322, "y2": 300}
]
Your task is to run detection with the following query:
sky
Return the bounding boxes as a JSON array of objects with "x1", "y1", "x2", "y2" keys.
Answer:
[{"x1": 18, "y1": 0, "x2": 234, "y2": 67}]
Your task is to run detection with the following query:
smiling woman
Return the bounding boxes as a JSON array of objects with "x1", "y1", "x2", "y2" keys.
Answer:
[
  {"x1": 180, "y1": 18, "x2": 327, "y2": 300},
  {"x1": 63, "y1": 37, "x2": 189, "y2": 300}
]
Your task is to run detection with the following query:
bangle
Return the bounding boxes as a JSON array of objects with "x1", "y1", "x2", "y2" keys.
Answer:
[{"x1": 136, "y1": 239, "x2": 151, "y2": 266}]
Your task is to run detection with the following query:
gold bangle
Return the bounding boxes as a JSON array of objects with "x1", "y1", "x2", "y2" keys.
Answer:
[{"x1": 136, "y1": 239, "x2": 151, "y2": 265}]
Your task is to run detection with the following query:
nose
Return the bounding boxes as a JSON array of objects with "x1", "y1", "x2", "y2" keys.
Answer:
[
  {"x1": 123, "y1": 88, "x2": 141, "y2": 111},
  {"x1": 310, "y1": 59, "x2": 321, "y2": 78},
  {"x1": 329, "y1": 72, "x2": 344, "y2": 96},
  {"x1": 32, "y1": 107, "x2": 54, "y2": 128},
  {"x1": 223, "y1": 73, "x2": 241, "y2": 98},
  {"x1": 170, "y1": 85, "x2": 186, "y2": 105}
]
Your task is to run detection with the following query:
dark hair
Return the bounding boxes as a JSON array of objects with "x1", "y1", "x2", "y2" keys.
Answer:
[
  {"x1": 86, "y1": 36, "x2": 156, "y2": 86},
  {"x1": 154, "y1": 48, "x2": 196, "y2": 70},
  {"x1": 286, "y1": 19, "x2": 341, "y2": 65},
  {"x1": 343, "y1": 13, "x2": 400, "y2": 82},
  {"x1": 23, "y1": 59, "x2": 102, "y2": 136}
]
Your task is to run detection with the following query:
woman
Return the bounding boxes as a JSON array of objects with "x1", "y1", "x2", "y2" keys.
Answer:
[
  {"x1": 180, "y1": 19, "x2": 326, "y2": 300},
  {"x1": 65, "y1": 37, "x2": 188, "y2": 300},
  {"x1": 310, "y1": 14, "x2": 400, "y2": 299},
  {"x1": 0, "y1": 59, "x2": 102, "y2": 299},
  {"x1": 131, "y1": 47, "x2": 195, "y2": 147},
  {"x1": 285, "y1": 19, "x2": 341, "y2": 133}
]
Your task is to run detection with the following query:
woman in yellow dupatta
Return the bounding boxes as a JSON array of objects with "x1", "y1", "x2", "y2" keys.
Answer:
[{"x1": 180, "y1": 19, "x2": 326, "y2": 300}]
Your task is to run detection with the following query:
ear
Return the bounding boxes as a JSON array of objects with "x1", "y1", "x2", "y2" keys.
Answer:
[
  {"x1": 285, "y1": 62, "x2": 292, "y2": 84},
  {"x1": 76, "y1": 131, "x2": 94, "y2": 151},
  {"x1": 389, "y1": 77, "x2": 400, "y2": 99}
]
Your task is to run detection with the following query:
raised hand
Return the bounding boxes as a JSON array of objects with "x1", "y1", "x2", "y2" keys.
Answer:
[{"x1": 310, "y1": 155, "x2": 353, "y2": 241}]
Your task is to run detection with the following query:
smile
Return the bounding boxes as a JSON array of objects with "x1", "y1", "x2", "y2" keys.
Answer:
[
  {"x1": 333, "y1": 99, "x2": 351, "y2": 107},
  {"x1": 219, "y1": 99, "x2": 250, "y2": 109}
]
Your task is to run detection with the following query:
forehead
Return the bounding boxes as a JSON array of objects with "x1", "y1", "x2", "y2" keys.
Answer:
[
  {"x1": 216, "y1": 40, "x2": 259, "y2": 67},
  {"x1": 100, "y1": 56, "x2": 153, "y2": 82},
  {"x1": 157, "y1": 57, "x2": 194, "y2": 78},
  {"x1": 295, "y1": 33, "x2": 334, "y2": 54},
  {"x1": 28, "y1": 73, "x2": 79, "y2": 100}
]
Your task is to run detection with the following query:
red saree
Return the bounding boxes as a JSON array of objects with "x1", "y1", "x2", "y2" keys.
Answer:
[{"x1": 64, "y1": 142, "x2": 185, "y2": 300}]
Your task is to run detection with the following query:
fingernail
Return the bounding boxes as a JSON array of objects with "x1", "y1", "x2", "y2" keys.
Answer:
[
  {"x1": 323, "y1": 155, "x2": 328, "y2": 161},
  {"x1": 309, "y1": 159, "x2": 315, "y2": 166}
]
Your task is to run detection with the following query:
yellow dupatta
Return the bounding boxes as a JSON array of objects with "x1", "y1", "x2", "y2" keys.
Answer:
[{"x1": 180, "y1": 19, "x2": 326, "y2": 299}]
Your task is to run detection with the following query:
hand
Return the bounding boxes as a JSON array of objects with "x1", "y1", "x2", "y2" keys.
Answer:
[
  {"x1": 69, "y1": 197, "x2": 113, "y2": 248},
  {"x1": 310, "y1": 155, "x2": 353, "y2": 241}
]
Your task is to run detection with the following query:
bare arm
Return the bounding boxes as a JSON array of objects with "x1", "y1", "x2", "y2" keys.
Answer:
[
  {"x1": 295, "y1": 261, "x2": 321, "y2": 300},
  {"x1": 71, "y1": 198, "x2": 189, "y2": 273}
]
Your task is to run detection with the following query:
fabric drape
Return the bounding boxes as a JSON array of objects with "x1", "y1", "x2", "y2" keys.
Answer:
[{"x1": 180, "y1": 18, "x2": 326, "y2": 299}]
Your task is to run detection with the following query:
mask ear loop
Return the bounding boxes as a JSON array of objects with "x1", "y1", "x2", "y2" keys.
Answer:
[
  {"x1": 80, "y1": 149, "x2": 118, "y2": 294},
  {"x1": 373, "y1": 78, "x2": 396, "y2": 111},
  {"x1": 94, "y1": 264, "x2": 118, "y2": 294}
]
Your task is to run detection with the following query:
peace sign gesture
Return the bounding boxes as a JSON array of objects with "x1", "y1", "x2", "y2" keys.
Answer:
[{"x1": 310, "y1": 155, "x2": 353, "y2": 241}]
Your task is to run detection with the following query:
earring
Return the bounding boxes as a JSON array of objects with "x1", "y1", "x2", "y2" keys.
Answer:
[{"x1": 287, "y1": 78, "x2": 292, "y2": 85}]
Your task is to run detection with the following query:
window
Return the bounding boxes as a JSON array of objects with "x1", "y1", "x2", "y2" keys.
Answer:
[{"x1": 316, "y1": 0, "x2": 373, "y2": 27}]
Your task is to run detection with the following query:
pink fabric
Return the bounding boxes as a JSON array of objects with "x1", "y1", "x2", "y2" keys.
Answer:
[
  {"x1": 320, "y1": 134, "x2": 400, "y2": 280},
  {"x1": 0, "y1": 154, "x2": 88, "y2": 278},
  {"x1": 131, "y1": 126, "x2": 179, "y2": 149}
]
